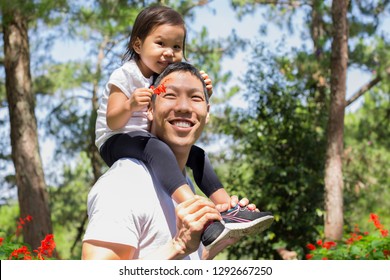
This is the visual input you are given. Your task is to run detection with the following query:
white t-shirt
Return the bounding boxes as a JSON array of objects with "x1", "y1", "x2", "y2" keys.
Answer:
[
  {"x1": 95, "y1": 60, "x2": 154, "y2": 150},
  {"x1": 82, "y1": 158, "x2": 202, "y2": 260}
]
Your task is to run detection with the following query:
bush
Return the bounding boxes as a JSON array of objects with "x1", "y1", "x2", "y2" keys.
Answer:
[
  {"x1": 0, "y1": 215, "x2": 56, "y2": 260},
  {"x1": 306, "y1": 213, "x2": 389, "y2": 260}
]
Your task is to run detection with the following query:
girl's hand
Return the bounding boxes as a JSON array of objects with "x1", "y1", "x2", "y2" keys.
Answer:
[
  {"x1": 199, "y1": 70, "x2": 213, "y2": 97},
  {"x1": 230, "y1": 195, "x2": 259, "y2": 212},
  {"x1": 129, "y1": 88, "x2": 153, "y2": 112},
  {"x1": 107, "y1": 85, "x2": 153, "y2": 130}
]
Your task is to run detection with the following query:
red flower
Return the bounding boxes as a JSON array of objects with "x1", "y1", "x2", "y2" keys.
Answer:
[
  {"x1": 16, "y1": 215, "x2": 33, "y2": 236},
  {"x1": 5, "y1": 215, "x2": 56, "y2": 260},
  {"x1": 346, "y1": 237, "x2": 354, "y2": 245},
  {"x1": 306, "y1": 254, "x2": 313, "y2": 260},
  {"x1": 380, "y1": 229, "x2": 388, "y2": 237},
  {"x1": 322, "y1": 241, "x2": 337, "y2": 249},
  {"x1": 369, "y1": 213, "x2": 382, "y2": 229},
  {"x1": 316, "y1": 240, "x2": 323, "y2": 246},
  {"x1": 34, "y1": 234, "x2": 56, "y2": 260},
  {"x1": 306, "y1": 243, "x2": 316, "y2": 251},
  {"x1": 369, "y1": 213, "x2": 389, "y2": 237},
  {"x1": 9, "y1": 246, "x2": 32, "y2": 260},
  {"x1": 150, "y1": 78, "x2": 172, "y2": 95},
  {"x1": 322, "y1": 257, "x2": 328, "y2": 260},
  {"x1": 369, "y1": 213, "x2": 379, "y2": 222},
  {"x1": 0, "y1": 237, "x2": 3, "y2": 246},
  {"x1": 150, "y1": 84, "x2": 166, "y2": 95}
]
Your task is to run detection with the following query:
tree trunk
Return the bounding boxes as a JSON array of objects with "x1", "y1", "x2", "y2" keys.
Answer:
[
  {"x1": 310, "y1": 0, "x2": 325, "y2": 59},
  {"x1": 2, "y1": 7, "x2": 53, "y2": 249},
  {"x1": 324, "y1": 0, "x2": 349, "y2": 241}
]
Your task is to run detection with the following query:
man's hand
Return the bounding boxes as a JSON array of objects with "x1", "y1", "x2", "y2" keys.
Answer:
[
  {"x1": 203, "y1": 195, "x2": 260, "y2": 260},
  {"x1": 173, "y1": 195, "x2": 222, "y2": 257}
]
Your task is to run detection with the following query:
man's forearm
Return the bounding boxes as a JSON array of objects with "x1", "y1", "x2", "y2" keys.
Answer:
[
  {"x1": 141, "y1": 239, "x2": 190, "y2": 260},
  {"x1": 82, "y1": 239, "x2": 191, "y2": 260}
]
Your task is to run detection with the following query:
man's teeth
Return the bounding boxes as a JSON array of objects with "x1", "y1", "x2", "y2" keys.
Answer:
[{"x1": 173, "y1": 121, "x2": 192, "y2": 128}]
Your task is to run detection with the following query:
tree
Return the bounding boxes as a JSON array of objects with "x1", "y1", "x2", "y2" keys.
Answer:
[
  {"x1": 1, "y1": 2, "x2": 53, "y2": 249},
  {"x1": 324, "y1": 0, "x2": 349, "y2": 241},
  {"x1": 212, "y1": 0, "x2": 390, "y2": 258}
]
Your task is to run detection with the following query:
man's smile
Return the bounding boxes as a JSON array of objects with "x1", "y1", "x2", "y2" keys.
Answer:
[{"x1": 169, "y1": 119, "x2": 195, "y2": 128}]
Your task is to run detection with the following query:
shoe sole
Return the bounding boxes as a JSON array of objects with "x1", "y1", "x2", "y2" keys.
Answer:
[{"x1": 205, "y1": 215, "x2": 274, "y2": 251}]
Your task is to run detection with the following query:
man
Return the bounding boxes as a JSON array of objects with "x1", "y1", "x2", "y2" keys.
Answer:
[{"x1": 82, "y1": 62, "x2": 264, "y2": 260}]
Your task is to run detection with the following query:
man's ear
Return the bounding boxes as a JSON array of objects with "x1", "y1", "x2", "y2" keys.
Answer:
[
  {"x1": 147, "y1": 106, "x2": 154, "y2": 122},
  {"x1": 133, "y1": 37, "x2": 142, "y2": 54},
  {"x1": 205, "y1": 104, "x2": 210, "y2": 124}
]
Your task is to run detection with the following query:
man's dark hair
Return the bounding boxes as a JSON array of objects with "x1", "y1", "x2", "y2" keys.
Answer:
[{"x1": 153, "y1": 62, "x2": 209, "y2": 104}]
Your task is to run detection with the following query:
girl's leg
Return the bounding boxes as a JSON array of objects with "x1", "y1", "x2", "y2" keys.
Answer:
[
  {"x1": 100, "y1": 131, "x2": 194, "y2": 201},
  {"x1": 187, "y1": 145, "x2": 230, "y2": 205}
]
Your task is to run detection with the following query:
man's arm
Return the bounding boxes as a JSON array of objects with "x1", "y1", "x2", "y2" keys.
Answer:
[
  {"x1": 82, "y1": 239, "x2": 187, "y2": 260},
  {"x1": 82, "y1": 240, "x2": 135, "y2": 260}
]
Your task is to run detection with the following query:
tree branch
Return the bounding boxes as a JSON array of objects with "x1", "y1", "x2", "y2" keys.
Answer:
[
  {"x1": 346, "y1": 67, "x2": 390, "y2": 107},
  {"x1": 182, "y1": 0, "x2": 212, "y2": 16},
  {"x1": 346, "y1": 75, "x2": 381, "y2": 107},
  {"x1": 246, "y1": 0, "x2": 311, "y2": 7},
  {"x1": 47, "y1": 95, "x2": 91, "y2": 117},
  {"x1": 71, "y1": 211, "x2": 88, "y2": 254}
]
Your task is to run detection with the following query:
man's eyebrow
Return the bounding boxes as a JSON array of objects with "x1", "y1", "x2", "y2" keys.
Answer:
[{"x1": 165, "y1": 84, "x2": 204, "y2": 94}]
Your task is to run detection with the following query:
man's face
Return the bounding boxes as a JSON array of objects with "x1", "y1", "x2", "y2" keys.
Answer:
[{"x1": 148, "y1": 71, "x2": 209, "y2": 152}]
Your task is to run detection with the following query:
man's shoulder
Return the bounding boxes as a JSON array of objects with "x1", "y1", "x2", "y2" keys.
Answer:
[
  {"x1": 95, "y1": 158, "x2": 151, "y2": 188},
  {"x1": 89, "y1": 158, "x2": 155, "y2": 206},
  {"x1": 107, "y1": 158, "x2": 150, "y2": 178},
  {"x1": 113, "y1": 157, "x2": 147, "y2": 169}
]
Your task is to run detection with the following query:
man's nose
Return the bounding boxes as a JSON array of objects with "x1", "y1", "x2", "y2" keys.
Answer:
[{"x1": 175, "y1": 95, "x2": 192, "y2": 113}]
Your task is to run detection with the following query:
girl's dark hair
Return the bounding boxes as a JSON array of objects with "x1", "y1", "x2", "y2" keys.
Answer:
[{"x1": 122, "y1": 5, "x2": 187, "y2": 63}]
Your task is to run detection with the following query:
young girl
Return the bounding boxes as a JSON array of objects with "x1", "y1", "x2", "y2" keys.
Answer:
[{"x1": 95, "y1": 5, "x2": 273, "y2": 250}]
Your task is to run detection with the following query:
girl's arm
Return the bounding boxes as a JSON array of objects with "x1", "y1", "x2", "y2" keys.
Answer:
[
  {"x1": 199, "y1": 70, "x2": 213, "y2": 97},
  {"x1": 106, "y1": 85, "x2": 153, "y2": 130}
]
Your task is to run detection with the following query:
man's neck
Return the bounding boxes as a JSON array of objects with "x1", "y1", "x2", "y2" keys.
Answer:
[{"x1": 172, "y1": 148, "x2": 190, "y2": 172}]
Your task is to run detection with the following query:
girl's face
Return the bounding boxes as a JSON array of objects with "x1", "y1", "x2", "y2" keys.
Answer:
[{"x1": 134, "y1": 24, "x2": 185, "y2": 78}]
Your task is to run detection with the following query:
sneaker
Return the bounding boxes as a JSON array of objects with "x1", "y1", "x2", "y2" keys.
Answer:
[
  {"x1": 222, "y1": 205, "x2": 274, "y2": 235},
  {"x1": 201, "y1": 206, "x2": 274, "y2": 251},
  {"x1": 201, "y1": 221, "x2": 226, "y2": 248}
]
